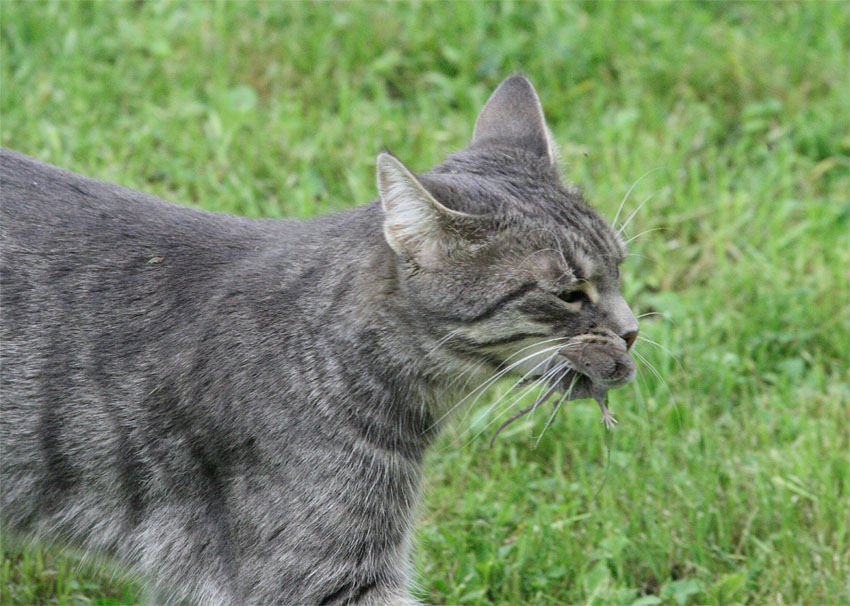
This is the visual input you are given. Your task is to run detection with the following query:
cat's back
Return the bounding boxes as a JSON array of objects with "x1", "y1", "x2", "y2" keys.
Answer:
[
  {"x1": 1, "y1": 148, "x2": 274, "y2": 360},
  {"x1": 0, "y1": 148, "x2": 306, "y2": 536},
  {"x1": 1, "y1": 148, "x2": 277, "y2": 252},
  {"x1": 0, "y1": 148, "x2": 367, "y2": 343},
  {"x1": 0, "y1": 147, "x2": 320, "y2": 374}
]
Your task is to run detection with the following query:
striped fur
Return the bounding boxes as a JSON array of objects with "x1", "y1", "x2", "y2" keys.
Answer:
[{"x1": 0, "y1": 75, "x2": 637, "y2": 605}]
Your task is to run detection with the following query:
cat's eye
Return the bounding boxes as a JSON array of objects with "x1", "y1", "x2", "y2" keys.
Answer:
[{"x1": 558, "y1": 290, "x2": 589, "y2": 305}]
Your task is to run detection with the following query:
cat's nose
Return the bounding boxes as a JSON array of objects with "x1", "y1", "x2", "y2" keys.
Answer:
[
  {"x1": 620, "y1": 328, "x2": 638, "y2": 350},
  {"x1": 605, "y1": 294, "x2": 639, "y2": 350}
]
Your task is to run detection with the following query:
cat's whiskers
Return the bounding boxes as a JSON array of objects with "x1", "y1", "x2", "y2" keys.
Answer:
[
  {"x1": 426, "y1": 333, "x2": 571, "y2": 412},
  {"x1": 632, "y1": 349, "x2": 662, "y2": 385},
  {"x1": 497, "y1": 335, "x2": 574, "y2": 363},
  {"x1": 635, "y1": 335, "x2": 690, "y2": 427},
  {"x1": 624, "y1": 226, "x2": 667, "y2": 245},
  {"x1": 423, "y1": 328, "x2": 463, "y2": 359},
  {"x1": 533, "y1": 372, "x2": 579, "y2": 448},
  {"x1": 452, "y1": 344, "x2": 573, "y2": 430},
  {"x1": 633, "y1": 348, "x2": 682, "y2": 428},
  {"x1": 457, "y1": 342, "x2": 584, "y2": 437},
  {"x1": 617, "y1": 188, "x2": 663, "y2": 237},
  {"x1": 631, "y1": 371, "x2": 647, "y2": 414},
  {"x1": 460, "y1": 339, "x2": 567, "y2": 396},
  {"x1": 459, "y1": 343, "x2": 584, "y2": 446},
  {"x1": 458, "y1": 360, "x2": 563, "y2": 447},
  {"x1": 428, "y1": 334, "x2": 569, "y2": 415},
  {"x1": 525, "y1": 364, "x2": 573, "y2": 443},
  {"x1": 425, "y1": 341, "x2": 569, "y2": 431},
  {"x1": 636, "y1": 311, "x2": 665, "y2": 319},
  {"x1": 464, "y1": 360, "x2": 572, "y2": 448},
  {"x1": 485, "y1": 363, "x2": 570, "y2": 446},
  {"x1": 630, "y1": 356, "x2": 659, "y2": 445},
  {"x1": 611, "y1": 166, "x2": 665, "y2": 229},
  {"x1": 636, "y1": 335, "x2": 680, "y2": 364},
  {"x1": 472, "y1": 356, "x2": 575, "y2": 446}
]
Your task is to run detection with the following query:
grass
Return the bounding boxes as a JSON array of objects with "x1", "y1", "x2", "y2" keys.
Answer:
[{"x1": 1, "y1": 1, "x2": 848, "y2": 604}]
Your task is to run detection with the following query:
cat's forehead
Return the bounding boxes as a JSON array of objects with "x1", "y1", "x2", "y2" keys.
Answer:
[
  {"x1": 507, "y1": 222, "x2": 622, "y2": 286},
  {"x1": 425, "y1": 152, "x2": 626, "y2": 278}
]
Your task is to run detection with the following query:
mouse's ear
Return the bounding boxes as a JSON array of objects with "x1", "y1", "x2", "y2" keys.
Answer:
[
  {"x1": 376, "y1": 152, "x2": 479, "y2": 269},
  {"x1": 472, "y1": 74, "x2": 557, "y2": 164}
]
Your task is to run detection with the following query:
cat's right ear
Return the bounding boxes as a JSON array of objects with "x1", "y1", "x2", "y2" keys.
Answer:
[
  {"x1": 472, "y1": 74, "x2": 557, "y2": 164},
  {"x1": 377, "y1": 152, "x2": 475, "y2": 269}
]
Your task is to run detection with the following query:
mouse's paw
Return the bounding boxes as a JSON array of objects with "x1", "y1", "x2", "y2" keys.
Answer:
[{"x1": 601, "y1": 409, "x2": 618, "y2": 430}]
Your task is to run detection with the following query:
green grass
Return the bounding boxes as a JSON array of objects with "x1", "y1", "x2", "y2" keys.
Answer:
[{"x1": 1, "y1": 1, "x2": 848, "y2": 604}]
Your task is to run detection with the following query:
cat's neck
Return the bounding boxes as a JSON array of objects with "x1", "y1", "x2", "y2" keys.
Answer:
[{"x1": 259, "y1": 207, "x2": 458, "y2": 455}]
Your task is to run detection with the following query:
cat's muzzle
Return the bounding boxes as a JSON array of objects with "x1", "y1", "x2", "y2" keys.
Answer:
[{"x1": 547, "y1": 340, "x2": 636, "y2": 401}]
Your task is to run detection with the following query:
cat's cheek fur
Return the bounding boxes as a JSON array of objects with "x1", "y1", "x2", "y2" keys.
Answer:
[{"x1": 456, "y1": 316, "x2": 550, "y2": 348}]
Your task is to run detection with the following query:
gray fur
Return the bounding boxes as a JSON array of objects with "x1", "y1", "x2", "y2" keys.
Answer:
[
  {"x1": 0, "y1": 75, "x2": 637, "y2": 605},
  {"x1": 472, "y1": 74, "x2": 557, "y2": 163}
]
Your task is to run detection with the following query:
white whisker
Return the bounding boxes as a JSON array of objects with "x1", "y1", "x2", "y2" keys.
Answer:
[
  {"x1": 463, "y1": 360, "x2": 570, "y2": 447},
  {"x1": 637, "y1": 335, "x2": 680, "y2": 363},
  {"x1": 424, "y1": 329, "x2": 462, "y2": 358},
  {"x1": 532, "y1": 372, "x2": 579, "y2": 448},
  {"x1": 426, "y1": 342, "x2": 568, "y2": 431},
  {"x1": 492, "y1": 335, "x2": 574, "y2": 364},
  {"x1": 455, "y1": 347, "x2": 574, "y2": 431},
  {"x1": 617, "y1": 188, "x2": 664, "y2": 236},
  {"x1": 611, "y1": 166, "x2": 665, "y2": 229},
  {"x1": 633, "y1": 348, "x2": 682, "y2": 428},
  {"x1": 625, "y1": 226, "x2": 667, "y2": 244}
]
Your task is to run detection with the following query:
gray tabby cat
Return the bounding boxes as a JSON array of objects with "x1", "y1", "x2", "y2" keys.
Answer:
[{"x1": 0, "y1": 75, "x2": 638, "y2": 605}]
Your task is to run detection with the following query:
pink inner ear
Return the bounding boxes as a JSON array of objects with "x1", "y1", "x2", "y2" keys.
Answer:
[
  {"x1": 383, "y1": 211, "x2": 461, "y2": 270},
  {"x1": 409, "y1": 239, "x2": 446, "y2": 271},
  {"x1": 379, "y1": 152, "x2": 473, "y2": 269}
]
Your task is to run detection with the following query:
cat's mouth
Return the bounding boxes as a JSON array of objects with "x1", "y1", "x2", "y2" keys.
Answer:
[
  {"x1": 492, "y1": 349, "x2": 629, "y2": 444},
  {"x1": 525, "y1": 340, "x2": 636, "y2": 402},
  {"x1": 488, "y1": 338, "x2": 636, "y2": 443},
  {"x1": 522, "y1": 367, "x2": 602, "y2": 404}
]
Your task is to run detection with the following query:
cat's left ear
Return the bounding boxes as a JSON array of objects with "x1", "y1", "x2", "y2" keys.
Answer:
[
  {"x1": 472, "y1": 74, "x2": 557, "y2": 164},
  {"x1": 377, "y1": 152, "x2": 478, "y2": 269}
]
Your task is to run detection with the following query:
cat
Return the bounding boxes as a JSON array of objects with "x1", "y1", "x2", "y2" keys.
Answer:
[{"x1": 0, "y1": 74, "x2": 638, "y2": 605}]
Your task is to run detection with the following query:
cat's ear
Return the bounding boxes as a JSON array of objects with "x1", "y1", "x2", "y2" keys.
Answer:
[
  {"x1": 377, "y1": 152, "x2": 476, "y2": 269},
  {"x1": 472, "y1": 74, "x2": 557, "y2": 163}
]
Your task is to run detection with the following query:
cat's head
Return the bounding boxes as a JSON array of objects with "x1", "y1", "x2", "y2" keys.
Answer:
[{"x1": 377, "y1": 74, "x2": 638, "y2": 406}]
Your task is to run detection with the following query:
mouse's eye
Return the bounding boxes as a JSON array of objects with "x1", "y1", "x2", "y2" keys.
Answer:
[{"x1": 558, "y1": 290, "x2": 589, "y2": 305}]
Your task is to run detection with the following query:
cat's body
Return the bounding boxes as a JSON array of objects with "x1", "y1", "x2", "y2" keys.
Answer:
[
  {"x1": 0, "y1": 76, "x2": 638, "y2": 605},
  {"x1": 1, "y1": 148, "x2": 427, "y2": 604}
]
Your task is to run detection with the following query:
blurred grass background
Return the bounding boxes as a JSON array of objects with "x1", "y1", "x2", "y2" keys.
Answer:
[{"x1": 1, "y1": 1, "x2": 848, "y2": 605}]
